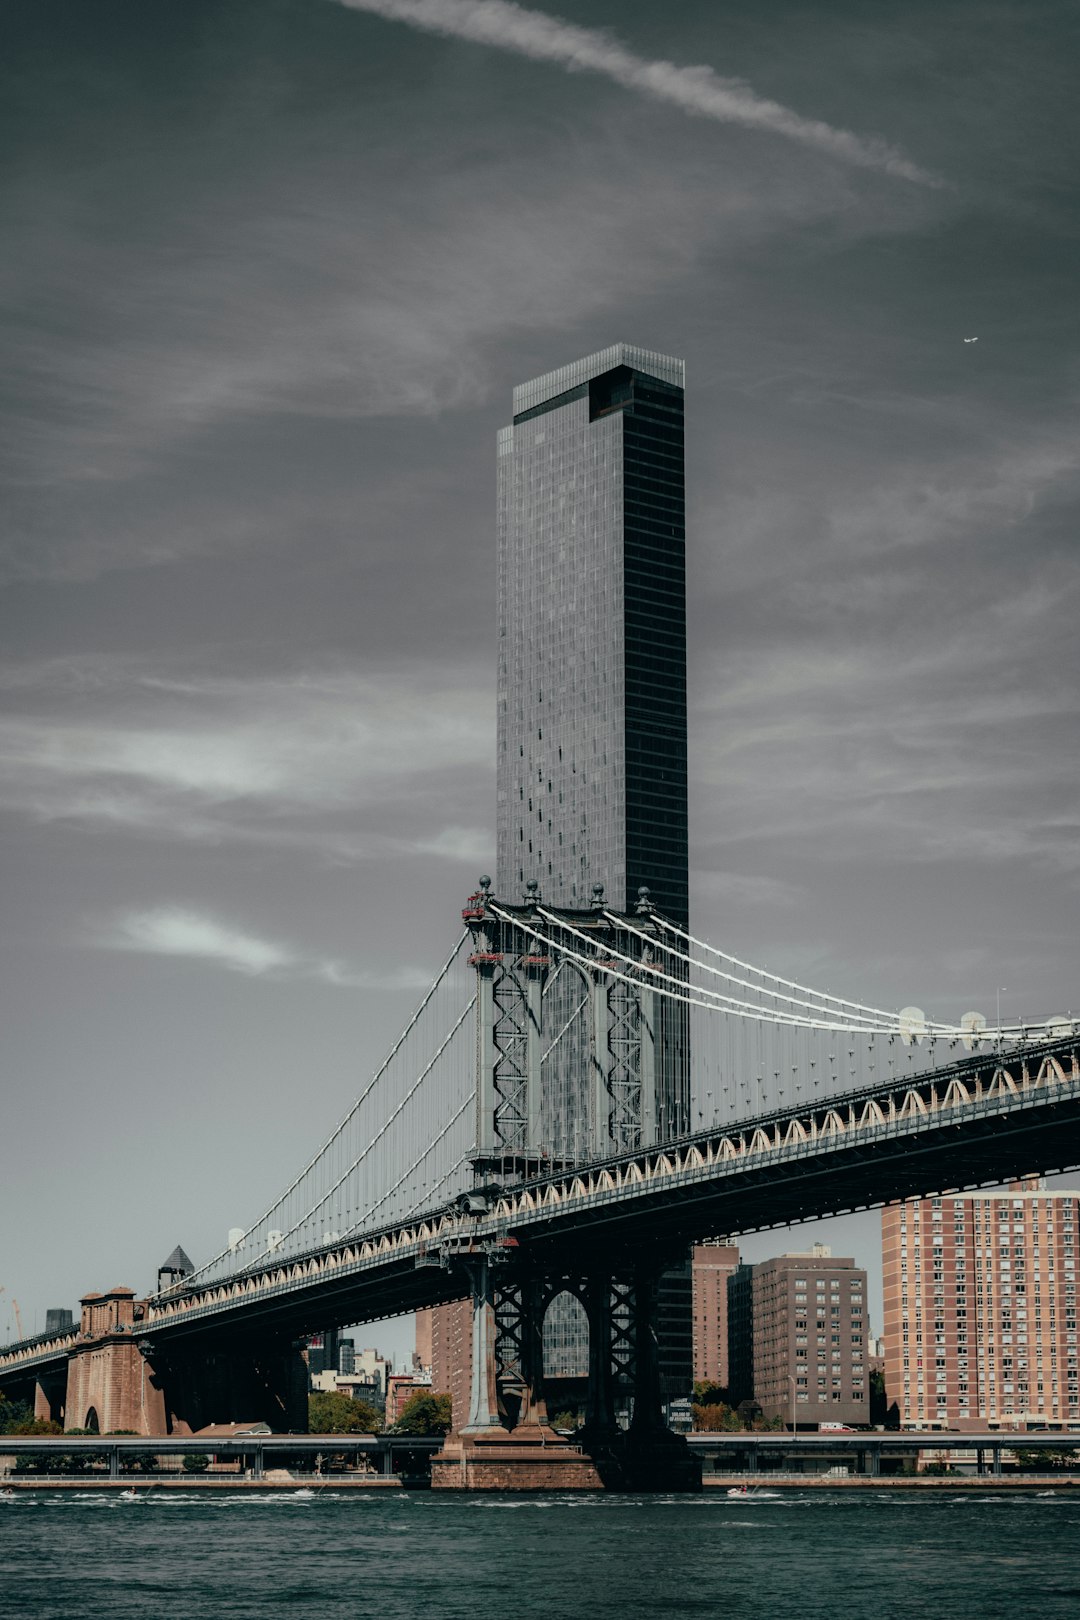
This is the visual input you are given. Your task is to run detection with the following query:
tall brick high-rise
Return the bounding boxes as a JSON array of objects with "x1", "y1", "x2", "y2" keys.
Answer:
[
  {"x1": 882, "y1": 1177, "x2": 1080, "y2": 1430},
  {"x1": 692, "y1": 1241, "x2": 740, "y2": 1387}
]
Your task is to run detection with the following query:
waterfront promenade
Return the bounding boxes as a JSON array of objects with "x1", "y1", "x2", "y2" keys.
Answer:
[{"x1": 4, "y1": 1430, "x2": 1079, "y2": 1491}]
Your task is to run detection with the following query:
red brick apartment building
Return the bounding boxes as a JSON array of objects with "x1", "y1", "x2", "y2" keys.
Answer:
[
  {"x1": 691, "y1": 1241, "x2": 739, "y2": 1386},
  {"x1": 882, "y1": 1177, "x2": 1080, "y2": 1430}
]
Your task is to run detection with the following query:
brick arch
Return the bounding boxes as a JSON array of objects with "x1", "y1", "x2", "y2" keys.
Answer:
[{"x1": 84, "y1": 1405, "x2": 100, "y2": 1433}]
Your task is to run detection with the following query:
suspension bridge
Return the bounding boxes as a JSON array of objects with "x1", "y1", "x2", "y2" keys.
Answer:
[{"x1": 2, "y1": 880, "x2": 1077, "y2": 1485}]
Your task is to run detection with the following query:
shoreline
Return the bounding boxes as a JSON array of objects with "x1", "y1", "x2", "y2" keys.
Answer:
[{"x1": 3, "y1": 1473, "x2": 1079, "y2": 1494}]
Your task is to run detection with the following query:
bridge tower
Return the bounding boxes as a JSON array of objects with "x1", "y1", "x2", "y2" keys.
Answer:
[
  {"x1": 465, "y1": 877, "x2": 668, "y2": 1176},
  {"x1": 430, "y1": 878, "x2": 700, "y2": 1490}
]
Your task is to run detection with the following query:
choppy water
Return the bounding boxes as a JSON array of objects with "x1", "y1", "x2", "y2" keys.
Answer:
[{"x1": 3, "y1": 1489, "x2": 1080, "y2": 1619}]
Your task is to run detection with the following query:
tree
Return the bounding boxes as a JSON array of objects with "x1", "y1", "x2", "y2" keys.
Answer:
[
  {"x1": 182, "y1": 1453, "x2": 210, "y2": 1473},
  {"x1": 391, "y1": 1391, "x2": 453, "y2": 1436},
  {"x1": 308, "y1": 1391, "x2": 382, "y2": 1434},
  {"x1": 869, "y1": 1367, "x2": 888, "y2": 1426},
  {"x1": 0, "y1": 1396, "x2": 34, "y2": 1436},
  {"x1": 1015, "y1": 1447, "x2": 1078, "y2": 1470},
  {"x1": 692, "y1": 1381, "x2": 731, "y2": 1408},
  {"x1": 692, "y1": 1401, "x2": 741, "y2": 1432},
  {"x1": 7, "y1": 1417, "x2": 62, "y2": 1437}
]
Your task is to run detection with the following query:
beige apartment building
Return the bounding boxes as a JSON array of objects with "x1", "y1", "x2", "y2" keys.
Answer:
[{"x1": 882, "y1": 1177, "x2": 1080, "y2": 1430}]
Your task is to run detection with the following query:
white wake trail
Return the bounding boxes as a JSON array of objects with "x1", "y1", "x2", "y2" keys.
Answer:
[{"x1": 333, "y1": 0, "x2": 938, "y2": 185}]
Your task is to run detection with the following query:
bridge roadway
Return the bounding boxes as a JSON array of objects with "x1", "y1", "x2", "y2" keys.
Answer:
[{"x1": 2, "y1": 1035, "x2": 1078, "y2": 1387}]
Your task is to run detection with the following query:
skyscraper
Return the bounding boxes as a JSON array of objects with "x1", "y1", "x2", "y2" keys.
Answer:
[
  {"x1": 490, "y1": 346, "x2": 692, "y2": 1403},
  {"x1": 496, "y1": 344, "x2": 688, "y2": 923}
]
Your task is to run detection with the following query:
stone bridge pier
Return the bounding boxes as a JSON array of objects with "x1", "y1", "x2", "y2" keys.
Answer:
[
  {"x1": 431, "y1": 1248, "x2": 700, "y2": 1491},
  {"x1": 63, "y1": 1287, "x2": 307, "y2": 1436}
]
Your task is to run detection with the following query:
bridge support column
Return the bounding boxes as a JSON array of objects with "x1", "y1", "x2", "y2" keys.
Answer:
[
  {"x1": 629, "y1": 1268, "x2": 664, "y2": 1437},
  {"x1": 590, "y1": 969, "x2": 611, "y2": 1159},
  {"x1": 509, "y1": 1275, "x2": 551, "y2": 1434},
  {"x1": 583, "y1": 1274, "x2": 617, "y2": 1440},
  {"x1": 33, "y1": 1372, "x2": 65, "y2": 1427},
  {"x1": 461, "y1": 1254, "x2": 504, "y2": 1436},
  {"x1": 639, "y1": 984, "x2": 657, "y2": 1146},
  {"x1": 473, "y1": 959, "x2": 498, "y2": 1166},
  {"x1": 523, "y1": 960, "x2": 546, "y2": 1157},
  {"x1": 431, "y1": 1256, "x2": 603, "y2": 1490}
]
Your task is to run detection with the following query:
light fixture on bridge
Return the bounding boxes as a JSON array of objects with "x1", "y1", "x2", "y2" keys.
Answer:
[{"x1": 267, "y1": 1230, "x2": 284, "y2": 1251}]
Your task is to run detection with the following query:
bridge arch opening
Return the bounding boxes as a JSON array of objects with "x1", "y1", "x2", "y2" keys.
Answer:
[
  {"x1": 83, "y1": 1406, "x2": 100, "y2": 1434},
  {"x1": 542, "y1": 1289, "x2": 588, "y2": 1425}
]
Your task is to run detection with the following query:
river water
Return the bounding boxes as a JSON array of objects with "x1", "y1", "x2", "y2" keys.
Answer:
[{"x1": 3, "y1": 1489, "x2": 1079, "y2": 1619}]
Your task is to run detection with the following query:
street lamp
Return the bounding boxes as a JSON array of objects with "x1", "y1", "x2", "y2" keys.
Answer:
[{"x1": 997, "y1": 987, "x2": 1007, "y2": 1034}]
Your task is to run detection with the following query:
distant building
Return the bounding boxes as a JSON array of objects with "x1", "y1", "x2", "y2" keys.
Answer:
[
  {"x1": 728, "y1": 1244, "x2": 869, "y2": 1426},
  {"x1": 306, "y1": 1330, "x2": 342, "y2": 1380},
  {"x1": 156, "y1": 1245, "x2": 194, "y2": 1295},
  {"x1": 882, "y1": 1177, "x2": 1080, "y2": 1430},
  {"x1": 423, "y1": 1299, "x2": 473, "y2": 1427},
  {"x1": 350, "y1": 1347, "x2": 391, "y2": 1397},
  {"x1": 385, "y1": 1371, "x2": 432, "y2": 1426},
  {"x1": 308, "y1": 1335, "x2": 384, "y2": 1388},
  {"x1": 691, "y1": 1241, "x2": 739, "y2": 1386},
  {"x1": 656, "y1": 1256, "x2": 694, "y2": 1400},
  {"x1": 44, "y1": 1308, "x2": 74, "y2": 1336},
  {"x1": 544, "y1": 1292, "x2": 589, "y2": 1379},
  {"x1": 414, "y1": 1308, "x2": 433, "y2": 1375}
]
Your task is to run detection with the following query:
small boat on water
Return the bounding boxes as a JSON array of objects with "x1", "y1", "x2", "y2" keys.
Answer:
[
  {"x1": 0, "y1": 1487, "x2": 15, "y2": 1500},
  {"x1": 119, "y1": 1488, "x2": 140, "y2": 1502}
]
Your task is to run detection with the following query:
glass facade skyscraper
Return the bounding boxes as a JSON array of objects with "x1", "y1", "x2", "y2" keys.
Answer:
[{"x1": 496, "y1": 344, "x2": 688, "y2": 923}]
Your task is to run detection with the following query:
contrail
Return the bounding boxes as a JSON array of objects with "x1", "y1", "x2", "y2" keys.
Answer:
[{"x1": 332, "y1": 0, "x2": 938, "y2": 185}]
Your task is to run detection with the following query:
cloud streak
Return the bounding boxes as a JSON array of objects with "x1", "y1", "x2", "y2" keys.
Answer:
[
  {"x1": 335, "y1": 0, "x2": 937, "y2": 184},
  {"x1": 101, "y1": 905, "x2": 432, "y2": 989},
  {"x1": 0, "y1": 659, "x2": 493, "y2": 858}
]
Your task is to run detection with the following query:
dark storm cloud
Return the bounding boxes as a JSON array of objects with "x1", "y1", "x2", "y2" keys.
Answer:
[{"x1": 1, "y1": 0, "x2": 1076, "y2": 1332}]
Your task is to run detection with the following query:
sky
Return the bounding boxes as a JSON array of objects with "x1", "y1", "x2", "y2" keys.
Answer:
[{"x1": 1, "y1": 0, "x2": 1077, "y2": 1360}]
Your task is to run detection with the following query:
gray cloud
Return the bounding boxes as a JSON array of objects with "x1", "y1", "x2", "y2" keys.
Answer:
[
  {"x1": 2, "y1": 0, "x2": 1076, "y2": 1340},
  {"x1": 0, "y1": 657, "x2": 492, "y2": 857},
  {"x1": 335, "y1": 0, "x2": 938, "y2": 183},
  {"x1": 98, "y1": 904, "x2": 431, "y2": 989}
]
